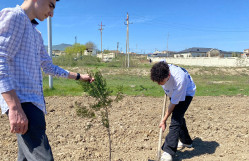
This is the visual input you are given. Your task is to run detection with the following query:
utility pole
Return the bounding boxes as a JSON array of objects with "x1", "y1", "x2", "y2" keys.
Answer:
[
  {"x1": 167, "y1": 33, "x2": 169, "y2": 57},
  {"x1": 47, "y1": 17, "x2": 53, "y2": 89},
  {"x1": 117, "y1": 42, "x2": 119, "y2": 57},
  {"x1": 75, "y1": 36, "x2": 77, "y2": 44},
  {"x1": 98, "y1": 22, "x2": 105, "y2": 60},
  {"x1": 125, "y1": 12, "x2": 132, "y2": 68},
  {"x1": 136, "y1": 44, "x2": 137, "y2": 54}
]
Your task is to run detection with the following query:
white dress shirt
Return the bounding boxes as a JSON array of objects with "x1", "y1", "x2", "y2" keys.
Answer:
[{"x1": 0, "y1": 6, "x2": 69, "y2": 114}]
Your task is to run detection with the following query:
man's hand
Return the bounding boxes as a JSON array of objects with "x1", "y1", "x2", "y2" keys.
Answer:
[
  {"x1": 68, "y1": 72, "x2": 94, "y2": 83},
  {"x1": 2, "y1": 90, "x2": 29, "y2": 134},
  {"x1": 159, "y1": 120, "x2": 167, "y2": 132},
  {"x1": 159, "y1": 102, "x2": 176, "y2": 132},
  {"x1": 80, "y1": 74, "x2": 94, "y2": 83},
  {"x1": 8, "y1": 107, "x2": 28, "y2": 134}
]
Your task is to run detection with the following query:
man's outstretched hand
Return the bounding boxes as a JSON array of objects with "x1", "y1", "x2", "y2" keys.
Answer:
[{"x1": 80, "y1": 74, "x2": 94, "y2": 83}]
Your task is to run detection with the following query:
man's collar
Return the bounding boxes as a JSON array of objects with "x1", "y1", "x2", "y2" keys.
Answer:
[{"x1": 31, "y1": 19, "x2": 39, "y2": 25}]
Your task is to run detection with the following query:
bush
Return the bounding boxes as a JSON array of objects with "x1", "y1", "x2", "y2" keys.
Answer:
[
  {"x1": 52, "y1": 55, "x2": 101, "y2": 67},
  {"x1": 76, "y1": 70, "x2": 123, "y2": 161}
]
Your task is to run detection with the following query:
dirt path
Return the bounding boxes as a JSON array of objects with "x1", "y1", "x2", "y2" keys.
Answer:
[{"x1": 0, "y1": 96, "x2": 248, "y2": 161}]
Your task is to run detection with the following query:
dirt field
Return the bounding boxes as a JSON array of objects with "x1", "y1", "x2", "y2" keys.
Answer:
[{"x1": 0, "y1": 96, "x2": 249, "y2": 161}]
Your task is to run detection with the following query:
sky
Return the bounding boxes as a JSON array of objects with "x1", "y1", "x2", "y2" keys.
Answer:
[{"x1": 1, "y1": 0, "x2": 249, "y2": 54}]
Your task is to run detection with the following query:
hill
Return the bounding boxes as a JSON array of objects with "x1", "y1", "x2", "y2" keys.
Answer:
[{"x1": 45, "y1": 43, "x2": 72, "y2": 51}]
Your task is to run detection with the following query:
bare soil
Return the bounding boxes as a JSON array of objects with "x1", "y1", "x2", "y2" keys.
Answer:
[{"x1": 0, "y1": 96, "x2": 249, "y2": 161}]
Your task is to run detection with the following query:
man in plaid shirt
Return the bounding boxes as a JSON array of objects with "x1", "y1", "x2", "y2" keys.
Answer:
[{"x1": 0, "y1": 0, "x2": 94, "y2": 160}]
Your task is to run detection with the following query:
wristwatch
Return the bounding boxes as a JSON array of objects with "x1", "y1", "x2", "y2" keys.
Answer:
[{"x1": 75, "y1": 73, "x2": 80, "y2": 80}]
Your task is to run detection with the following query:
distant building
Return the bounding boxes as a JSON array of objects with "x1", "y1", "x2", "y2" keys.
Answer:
[
  {"x1": 108, "y1": 50, "x2": 120, "y2": 55},
  {"x1": 244, "y1": 49, "x2": 249, "y2": 57},
  {"x1": 175, "y1": 47, "x2": 220, "y2": 57},
  {"x1": 153, "y1": 50, "x2": 175, "y2": 56},
  {"x1": 219, "y1": 51, "x2": 233, "y2": 57},
  {"x1": 148, "y1": 50, "x2": 175, "y2": 58},
  {"x1": 147, "y1": 52, "x2": 175, "y2": 62},
  {"x1": 147, "y1": 47, "x2": 245, "y2": 64},
  {"x1": 147, "y1": 53, "x2": 167, "y2": 59},
  {"x1": 175, "y1": 47, "x2": 240, "y2": 58},
  {"x1": 52, "y1": 50, "x2": 65, "y2": 56},
  {"x1": 97, "y1": 53, "x2": 116, "y2": 62}
]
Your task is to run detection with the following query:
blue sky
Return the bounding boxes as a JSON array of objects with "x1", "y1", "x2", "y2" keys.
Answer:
[{"x1": 1, "y1": 0, "x2": 249, "y2": 53}]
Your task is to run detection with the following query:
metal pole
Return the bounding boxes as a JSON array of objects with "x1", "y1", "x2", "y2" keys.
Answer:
[
  {"x1": 47, "y1": 17, "x2": 53, "y2": 89},
  {"x1": 127, "y1": 13, "x2": 130, "y2": 68},
  {"x1": 117, "y1": 42, "x2": 119, "y2": 57},
  {"x1": 167, "y1": 33, "x2": 169, "y2": 57},
  {"x1": 100, "y1": 22, "x2": 102, "y2": 59},
  {"x1": 98, "y1": 22, "x2": 105, "y2": 60},
  {"x1": 125, "y1": 17, "x2": 127, "y2": 67}
]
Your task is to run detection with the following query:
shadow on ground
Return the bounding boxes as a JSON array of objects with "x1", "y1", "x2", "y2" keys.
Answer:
[
  {"x1": 148, "y1": 137, "x2": 219, "y2": 161},
  {"x1": 174, "y1": 137, "x2": 219, "y2": 161}
]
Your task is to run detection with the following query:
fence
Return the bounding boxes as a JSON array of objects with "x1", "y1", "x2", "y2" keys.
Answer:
[{"x1": 148, "y1": 57, "x2": 249, "y2": 67}]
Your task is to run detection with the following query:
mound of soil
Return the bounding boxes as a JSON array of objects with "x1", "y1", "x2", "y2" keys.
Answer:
[{"x1": 0, "y1": 96, "x2": 248, "y2": 161}]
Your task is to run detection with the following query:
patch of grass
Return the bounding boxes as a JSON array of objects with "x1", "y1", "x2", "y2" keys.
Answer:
[
  {"x1": 106, "y1": 75, "x2": 163, "y2": 97},
  {"x1": 43, "y1": 66, "x2": 249, "y2": 97},
  {"x1": 43, "y1": 76, "x2": 84, "y2": 96},
  {"x1": 193, "y1": 75, "x2": 249, "y2": 96},
  {"x1": 43, "y1": 74, "x2": 164, "y2": 97}
]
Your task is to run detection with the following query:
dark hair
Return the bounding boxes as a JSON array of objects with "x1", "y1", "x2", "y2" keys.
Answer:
[
  {"x1": 150, "y1": 61, "x2": 169, "y2": 83},
  {"x1": 56, "y1": 0, "x2": 59, "y2": 1}
]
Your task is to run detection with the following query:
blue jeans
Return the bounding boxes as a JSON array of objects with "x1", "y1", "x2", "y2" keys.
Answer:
[
  {"x1": 15, "y1": 103, "x2": 54, "y2": 161},
  {"x1": 162, "y1": 96, "x2": 193, "y2": 156}
]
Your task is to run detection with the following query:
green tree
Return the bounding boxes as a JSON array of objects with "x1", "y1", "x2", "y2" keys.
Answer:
[
  {"x1": 65, "y1": 43, "x2": 86, "y2": 56},
  {"x1": 85, "y1": 41, "x2": 96, "y2": 50},
  {"x1": 85, "y1": 41, "x2": 97, "y2": 56},
  {"x1": 76, "y1": 70, "x2": 123, "y2": 161}
]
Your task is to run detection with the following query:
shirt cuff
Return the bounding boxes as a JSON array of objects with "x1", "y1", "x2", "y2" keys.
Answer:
[{"x1": 0, "y1": 78, "x2": 14, "y2": 93}]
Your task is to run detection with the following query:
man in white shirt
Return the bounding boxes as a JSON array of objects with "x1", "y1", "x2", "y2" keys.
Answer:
[{"x1": 150, "y1": 61, "x2": 196, "y2": 161}]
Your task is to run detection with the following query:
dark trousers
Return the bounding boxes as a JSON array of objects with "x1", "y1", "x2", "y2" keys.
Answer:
[
  {"x1": 15, "y1": 103, "x2": 54, "y2": 161},
  {"x1": 162, "y1": 96, "x2": 193, "y2": 156}
]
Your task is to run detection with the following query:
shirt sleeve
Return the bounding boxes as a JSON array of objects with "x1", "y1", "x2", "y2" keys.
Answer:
[
  {"x1": 170, "y1": 72, "x2": 188, "y2": 104},
  {"x1": 0, "y1": 9, "x2": 25, "y2": 93},
  {"x1": 40, "y1": 43, "x2": 69, "y2": 78}
]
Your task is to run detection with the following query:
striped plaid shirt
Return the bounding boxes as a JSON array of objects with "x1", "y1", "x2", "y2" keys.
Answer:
[{"x1": 0, "y1": 5, "x2": 69, "y2": 114}]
